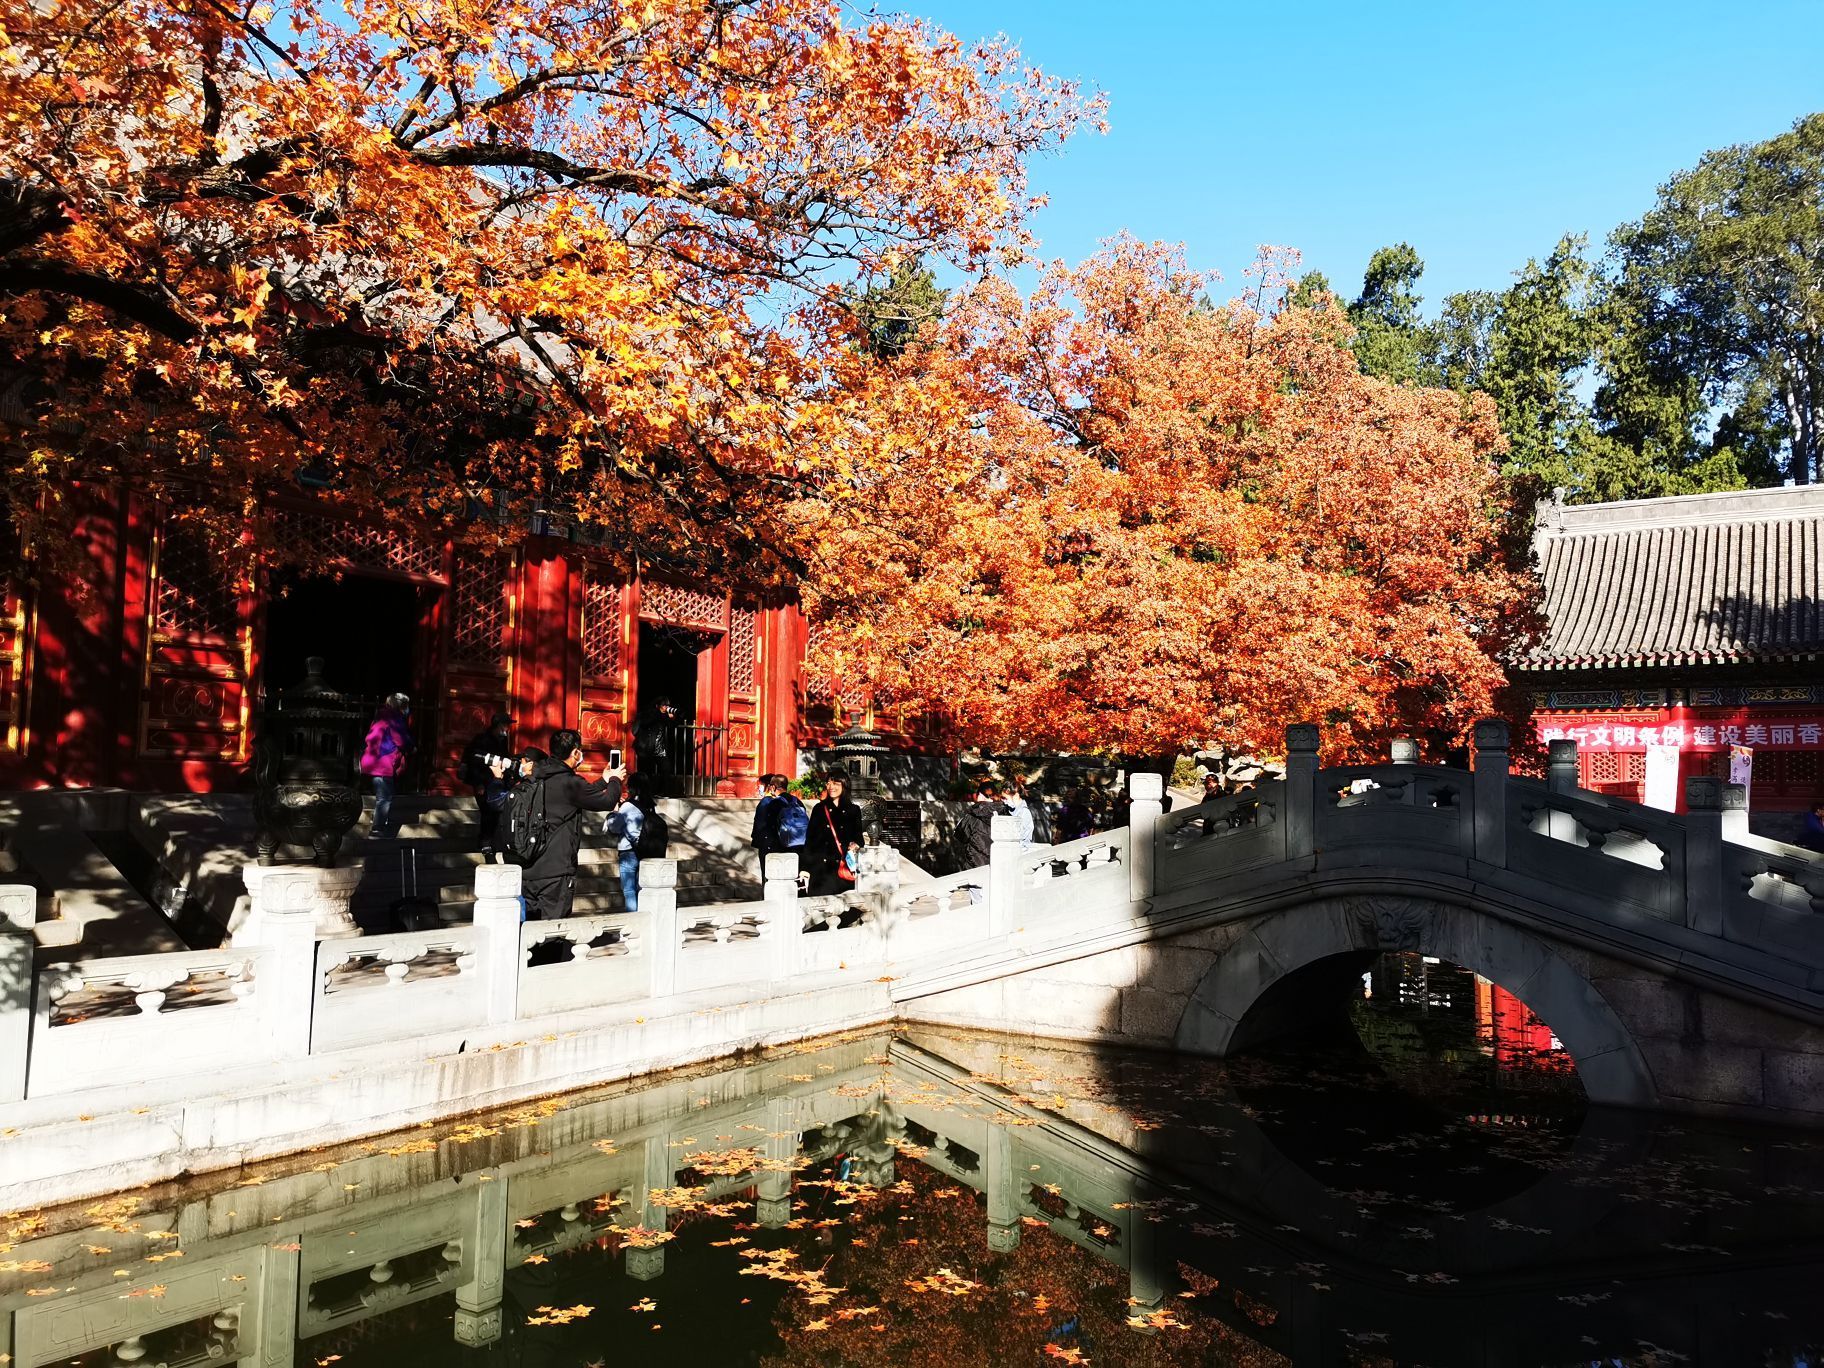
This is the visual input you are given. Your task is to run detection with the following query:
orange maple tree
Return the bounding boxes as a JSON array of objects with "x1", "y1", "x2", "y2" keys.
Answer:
[
  {"x1": 798, "y1": 240, "x2": 1541, "y2": 760},
  {"x1": 0, "y1": 0, "x2": 1096, "y2": 579}
]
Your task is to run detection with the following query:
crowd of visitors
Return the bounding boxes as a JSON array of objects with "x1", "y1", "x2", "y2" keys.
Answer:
[{"x1": 357, "y1": 694, "x2": 1306, "y2": 926}]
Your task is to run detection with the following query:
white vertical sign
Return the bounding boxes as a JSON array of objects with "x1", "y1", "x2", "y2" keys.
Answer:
[
  {"x1": 1728, "y1": 744, "x2": 1754, "y2": 806},
  {"x1": 1643, "y1": 744, "x2": 1680, "y2": 812}
]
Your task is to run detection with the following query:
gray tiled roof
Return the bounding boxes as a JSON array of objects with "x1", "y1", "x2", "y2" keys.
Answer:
[{"x1": 1530, "y1": 485, "x2": 1824, "y2": 670}]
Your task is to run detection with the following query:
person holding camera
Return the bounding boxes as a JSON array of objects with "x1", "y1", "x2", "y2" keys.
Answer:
[
  {"x1": 517, "y1": 729, "x2": 626, "y2": 921},
  {"x1": 461, "y1": 712, "x2": 514, "y2": 857}
]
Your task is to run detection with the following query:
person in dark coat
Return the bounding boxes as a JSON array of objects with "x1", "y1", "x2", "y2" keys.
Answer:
[
  {"x1": 462, "y1": 712, "x2": 514, "y2": 856},
  {"x1": 752, "y1": 773, "x2": 786, "y2": 860},
  {"x1": 801, "y1": 771, "x2": 864, "y2": 896},
  {"x1": 521, "y1": 728, "x2": 625, "y2": 921},
  {"x1": 1804, "y1": 797, "x2": 1824, "y2": 854},
  {"x1": 1057, "y1": 788, "x2": 1094, "y2": 843},
  {"x1": 958, "y1": 782, "x2": 1008, "y2": 868}
]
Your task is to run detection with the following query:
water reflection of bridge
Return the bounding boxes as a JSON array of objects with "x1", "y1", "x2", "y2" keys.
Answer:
[{"x1": 3, "y1": 1032, "x2": 1821, "y2": 1367}]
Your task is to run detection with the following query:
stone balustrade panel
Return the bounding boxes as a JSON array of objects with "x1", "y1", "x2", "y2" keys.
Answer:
[
  {"x1": 1316, "y1": 764, "x2": 1473, "y2": 853},
  {"x1": 1023, "y1": 830, "x2": 1128, "y2": 900},
  {"x1": 1720, "y1": 840, "x2": 1824, "y2": 973},
  {"x1": 311, "y1": 928, "x2": 486, "y2": 1054},
  {"x1": 1154, "y1": 781, "x2": 1286, "y2": 886},
  {"x1": 296, "y1": 1190, "x2": 472, "y2": 1338},
  {"x1": 886, "y1": 866, "x2": 991, "y2": 959},
  {"x1": 674, "y1": 898, "x2": 773, "y2": 994},
  {"x1": 1506, "y1": 785, "x2": 1687, "y2": 921},
  {"x1": 26, "y1": 946, "x2": 267, "y2": 1096},
  {"x1": 518, "y1": 912, "x2": 649, "y2": 1017}
]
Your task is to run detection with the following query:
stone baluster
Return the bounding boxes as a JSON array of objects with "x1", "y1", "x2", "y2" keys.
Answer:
[
  {"x1": 984, "y1": 1118, "x2": 1019, "y2": 1253},
  {"x1": 1547, "y1": 738, "x2": 1580, "y2": 794},
  {"x1": 1127, "y1": 773, "x2": 1163, "y2": 904},
  {"x1": 1683, "y1": 777, "x2": 1726, "y2": 937},
  {"x1": 1284, "y1": 724, "x2": 1321, "y2": 861},
  {"x1": 1544, "y1": 739, "x2": 1582, "y2": 841},
  {"x1": 471, "y1": 864, "x2": 523, "y2": 1025},
  {"x1": 756, "y1": 1097, "x2": 797, "y2": 1229},
  {"x1": 763, "y1": 854, "x2": 801, "y2": 981},
  {"x1": 233, "y1": 868, "x2": 322, "y2": 1060},
  {"x1": 1, "y1": 884, "x2": 31, "y2": 1102},
  {"x1": 1472, "y1": 719, "x2": 1510, "y2": 868},
  {"x1": 1720, "y1": 782, "x2": 1750, "y2": 843},
  {"x1": 256, "y1": 1231, "x2": 302, "y2": 1368},
  {"x1": 987, "y1": 814, "x2": 1021, "y2": 937},
  {"x1": 454, "y1": 1171, "x2": 508, "y2": 1346},
  {"x1": 641, "y1": 858, "x2": 679, "y2": 1000},
  {"x1": 626, "y1": 1134, "x2": 671, "y2": 1280}
]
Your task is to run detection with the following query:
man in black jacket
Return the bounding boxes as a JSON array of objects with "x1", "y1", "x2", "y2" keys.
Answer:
[{"x1": 522, "y1": 728, "x2": 625, "y2": 921}]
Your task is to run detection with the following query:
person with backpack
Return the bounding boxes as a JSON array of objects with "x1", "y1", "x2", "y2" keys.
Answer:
[
  {"x1": 605, "y1": 774, "x2": 665, "y2": 913},
  {"x1": 509, "y1": 729, "x2": 625, "y2": 921},
  {"x1": 752, "y1": 774, "x2": 785, "y2": 859}
]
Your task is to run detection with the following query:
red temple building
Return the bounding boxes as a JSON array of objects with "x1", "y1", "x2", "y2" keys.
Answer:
[
  {"x1": 1524, "y1": 484, "x2": 1824, "y2": 837},
  {"x1": 0, "y1": 485, "x2": 885, "y2": 796}
]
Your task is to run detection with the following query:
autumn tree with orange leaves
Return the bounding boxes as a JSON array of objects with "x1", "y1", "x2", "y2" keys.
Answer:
[
  {"x1": 0, "y1": 0, "x2": 1096, "y2": 580},
  {"x1": 799, "y1": 241, "x2": 1540, "y2": 761}
]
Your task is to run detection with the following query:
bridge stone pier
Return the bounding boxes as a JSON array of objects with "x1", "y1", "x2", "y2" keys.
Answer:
[
  {"x1": 896, "y1": 723, "x2": 1824, "y2": 1124},
  {"x1": 3, "y1": 720, "x2": 1823, "y2": 1208}
]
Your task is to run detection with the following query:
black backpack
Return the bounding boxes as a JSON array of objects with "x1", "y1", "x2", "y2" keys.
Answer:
[
  {"x1": 504, "y1": 776, "x2": 559, "y2": 864},
  {"x1": 635, "y1": 805, "x2": 669, "y2": 859}
]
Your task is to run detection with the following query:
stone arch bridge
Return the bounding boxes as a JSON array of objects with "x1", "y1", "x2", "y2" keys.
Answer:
[{"x1": 893, "y1": 722, "x2": 1824, "y2": 1125}]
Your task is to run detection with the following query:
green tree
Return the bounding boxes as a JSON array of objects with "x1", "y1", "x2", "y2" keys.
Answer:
[
  {"x1": 849, "y1": 256, "x2": 949, "y2": 360},
  {"x1": 1348, "y1": 243, "x2": 1426, "y2": 383},
  {"x1": 1603, "y1": 112, "x2": 1824, "y2": 484}
]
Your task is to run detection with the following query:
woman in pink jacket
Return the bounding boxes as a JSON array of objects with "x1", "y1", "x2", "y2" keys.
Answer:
[{"x1": 358, "y1": 692, "x2": 414, "y2": 838}]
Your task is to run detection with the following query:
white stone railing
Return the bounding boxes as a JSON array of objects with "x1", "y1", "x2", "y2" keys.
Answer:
[{"x1": 3, "y1": 718, "x2": 1822, "y2": 1120}]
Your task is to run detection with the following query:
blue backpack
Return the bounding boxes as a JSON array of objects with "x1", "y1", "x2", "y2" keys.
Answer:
[{"x1": 775, "y1": 796, "x2": 810, "y2": 848}]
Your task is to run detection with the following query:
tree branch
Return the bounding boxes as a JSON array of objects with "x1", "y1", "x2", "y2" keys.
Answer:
[{"x1": 0, "y1": 263, "x2": 199, "y2": 342}]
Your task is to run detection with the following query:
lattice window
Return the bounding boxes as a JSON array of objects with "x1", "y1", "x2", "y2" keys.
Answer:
[
  {"x1": 803, "y1": 619, "x2": 868, "y2": 711},
  {"x1": 583, "y1": 570, "x2": 621, "y2": 679},
  {"x1": 268, "y1": 509, "x2": 444, "y2": 581},
  {"x1": 639, "y1": 581, "x2": 729, "y2": 630},
  {"x1": 728, "y1": 608, "x2": 757, "y2": 695},
  {"x1": 450, "y1": 550, "x2": 507, "y2": 672},
  {"x1": 155, "y1": 524, "x2": 238, "y2": 639}
]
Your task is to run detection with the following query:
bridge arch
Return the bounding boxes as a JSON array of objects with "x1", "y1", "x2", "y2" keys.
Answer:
[{"x1": 1172, "y1": 895, "x2": 1659, "y2": 1110}]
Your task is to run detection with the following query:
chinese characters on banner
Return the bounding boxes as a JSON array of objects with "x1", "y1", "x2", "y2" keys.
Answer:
[{"x1": 1535, "y1": 714, "x2": 1824, "y2": 752}]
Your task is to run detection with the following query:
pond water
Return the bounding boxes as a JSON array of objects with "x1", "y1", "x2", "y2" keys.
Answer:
[{"x1": 4, "y1": 990, "x2": 1823, "y2": 1368}]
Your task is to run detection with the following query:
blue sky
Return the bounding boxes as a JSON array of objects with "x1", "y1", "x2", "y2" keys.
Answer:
[{"x1": 910, "y1": 0, "x2": 1824, "y2": 310}]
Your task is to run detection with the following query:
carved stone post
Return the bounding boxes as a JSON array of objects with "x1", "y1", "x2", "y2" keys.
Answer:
[
  {"x1": 1389, "y1": 737, "x2": 1420, "y2": 764},
  {"x1": 1284, "y1": 724, "x2": 1321, "y2": 861},
  {"x1": 764, "y1": 854, "x2": 802, "y2": 982},
  {"x1": 0, "y1": 885, "x2": 32, "y2": 1103},
  {"x1": 987, "y1": 814, "x2": 1021, "y2": 937},
  {"x1": 1127, "y1": 773, "x2": 1162, "y2": 905},
  {"x1": 239, "y1": 864, "x2": 360, "y2": 941},
  {"x1": 1683, "y1": 777, "x2": 1725, "y2": 937},
  {"x1": 234, "y1": 868, "x2": 322, "y2": 1060},
  {"x1": 471, "y1": 864, "x2": 522, "y2": 1025},
  {"x1": 1472, "y1": 719, "x2": 1510, "y2": 869},
  {"x1": 626, "y1": 1134, "x2": 672, "y2": 1280},
  {"x1": 984, "y1": 1118, "x2": 1020, "y2": 1253},
  {"x1": 756, "y1": 1097, "x2": 797, "y2": 1229},
  {"x1": 1720, "y1": 781, "x2": 1750, "y2": 843},
  {"x1": 641, "y1": 858, "x2": 679, "y2": 1000},
  {"x1": 256, "y1": 1233, "x2": 302, "y2": 1368},
  {"x1": 1547, "y1": 738, "x2": 1579, "y2": 793},
  {"x1": 454, "y1": 1172, "x2": 508, "y2": 1346},
  {"x1": 1544, "y1": 738, "x2": 1581, "y2": 840}
]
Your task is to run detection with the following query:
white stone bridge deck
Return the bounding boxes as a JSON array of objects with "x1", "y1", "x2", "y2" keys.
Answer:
[{"x1": 2, "y1": 720, "x2": 1821, "y2": 1208}]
